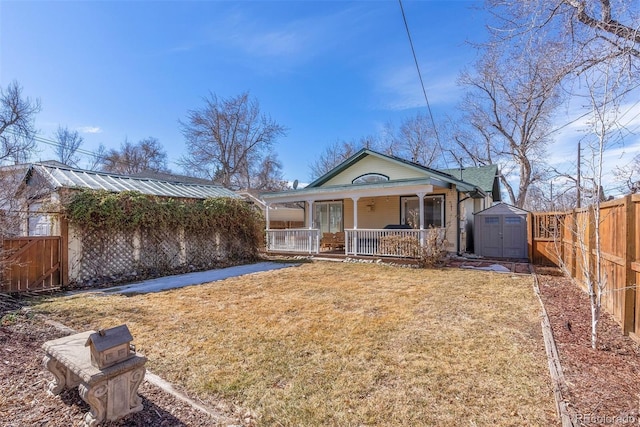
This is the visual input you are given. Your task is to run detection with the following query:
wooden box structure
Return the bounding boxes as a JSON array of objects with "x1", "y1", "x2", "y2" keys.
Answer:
[{"x1": 84, "y1": 324, "x2": 134, "y2": 369}]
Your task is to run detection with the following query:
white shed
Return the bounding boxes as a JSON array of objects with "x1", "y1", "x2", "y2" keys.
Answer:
[{"x1": 474, "y1": 203, "x2": 528, "y2": 259}]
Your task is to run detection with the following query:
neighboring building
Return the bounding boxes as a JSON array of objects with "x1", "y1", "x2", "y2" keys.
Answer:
[
  {"x1": 238, "y1": 190, "x2": 304, "y2": 229},
  {"x1": 5, "y1": 162, "x2": 242, "y2": 286},
  {"x1": 261, "y1": 149, "x2": 501, "y2": 257},
  {"x1": 14, "y1": 162, "x2": 239, "y2": 237}
]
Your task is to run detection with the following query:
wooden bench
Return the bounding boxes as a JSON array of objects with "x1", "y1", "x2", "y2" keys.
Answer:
[
  {"x1": 320, "y1": 232, "x2": 345, "y2": 251},
  {"x1": 42, "y1": 331, "x2": 146, "y2": 426}
]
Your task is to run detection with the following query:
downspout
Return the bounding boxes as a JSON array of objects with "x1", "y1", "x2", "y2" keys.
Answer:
[
  {"x1": 456, "y1": 190, "x2": 478, "y2": 255},
  {"x1": 456, "y1": 190, "x2": 461, "y2": 255}
]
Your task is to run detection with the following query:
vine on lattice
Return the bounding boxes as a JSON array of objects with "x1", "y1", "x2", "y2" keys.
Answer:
[{"x1": 61, "y1": 190, "x2": 263, "y2": 285}]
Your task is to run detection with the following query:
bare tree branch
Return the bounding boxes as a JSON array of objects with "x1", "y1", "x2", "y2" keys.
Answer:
[
  {"x1": 179, "y1": 92, "x2": 287, "y2": 190},
  {"x1": 54, "y1": 126, "x2": 84, "y2": 167},
  {"x1": 0, "y1": 81, "x2": 40, "y2": 165},
  {"x1": 99, "y1": 137, "x2": 168, "y2": 174}
]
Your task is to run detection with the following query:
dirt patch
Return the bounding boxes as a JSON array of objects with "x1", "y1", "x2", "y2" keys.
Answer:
[{"x1": 536, "y1": 266, "x2": 640, "y2": 426}]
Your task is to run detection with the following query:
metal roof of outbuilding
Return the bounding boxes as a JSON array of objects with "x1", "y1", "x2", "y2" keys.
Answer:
[{"x1": 31, "y1": 164, "x2": 239, "y2": 200}]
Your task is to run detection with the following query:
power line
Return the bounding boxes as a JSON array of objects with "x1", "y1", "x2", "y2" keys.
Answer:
[
  {"x1": 398, "y1": 0, "x2": 449, "y2": 168},
  {"x1": 3, "y1": 129, "x2": 182, "y2": 170}
]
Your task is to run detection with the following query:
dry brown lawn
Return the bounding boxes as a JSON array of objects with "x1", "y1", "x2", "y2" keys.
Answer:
[{"x1": 32, "y1": 262, "x2": 555, "y2": 426}]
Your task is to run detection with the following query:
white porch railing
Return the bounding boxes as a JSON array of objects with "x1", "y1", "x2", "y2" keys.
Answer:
[
  {"x1": 345, "y1": 229, "x2": 424, "y2": 257},
  {"x1": 266, "y1": 228, "x2": 444, "y2": 258},
  {"x1": 266, "y1": 229, "x2": 320, "y2": 254}
]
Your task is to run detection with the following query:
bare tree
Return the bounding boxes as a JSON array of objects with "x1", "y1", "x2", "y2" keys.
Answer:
[
  {"x1": 179, "y1": 92, "x2": 286, "y2": 190},
  {"x1": 99, "y1": 137, "x2": 168, "y2": 174},
  {"x1": 455, "y1": 41, "x2": 564, "y2": 208},
  {"x1": 396, "y1": 112, "x2": 441, "y2": 167},
  {"x1": 0, "y1": 81, "x2": 40, "y2": 165},
  {"x1": 252, "y1": 153, "x2": 288, "y2": 191},
  {"x1": 576, "y1": 62, "x2": 622, "y2": 349},
  {"x1": 86, "y1": 144, "x2": 107, "y2": 171},
  {"x1": 486, "y1": 0, "x2": 640, "y2": 71},
  {"x1": 53, "y1": 126, "x2": 84, "y2": 167},
  {"x1": 309, "y1": 140, "x2": 361, "y2": 180},
  {"x1": 526, "y1": 181, "x2": 578, "y2": 212},
  {"x1": 0, "y1": 83, "x2": 40, "y2": 288},
  {"x1": 614, "y1": 153, "x2": 640, "y2": 193}
]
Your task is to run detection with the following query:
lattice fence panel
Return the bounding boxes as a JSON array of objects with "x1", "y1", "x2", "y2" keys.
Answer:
[
  {"x1": 184, "y1": 231, "x2": 225, "y2": 269},
  {"x1": 140, "y1": 228, "x2": 182, "y2": 273},
  {"x1": 76, "y1": 230, "x2": 135, "y2": 284}
]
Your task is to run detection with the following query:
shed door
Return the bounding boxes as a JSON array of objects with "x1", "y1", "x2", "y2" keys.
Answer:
[
  {"x1": 502, "y1": 216, "x2": 526, "y2": 258},
  {"x1": 481, "y1": 216, "x2": 503, "y2": 258}
]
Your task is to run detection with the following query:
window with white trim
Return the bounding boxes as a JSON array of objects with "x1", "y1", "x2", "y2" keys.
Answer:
[
  {"x1": 352, "y1": 173, "x2": 389, "y2": 184},
  {"x1": 401, "y1": 195, "x2": 444, "y2": 228}
]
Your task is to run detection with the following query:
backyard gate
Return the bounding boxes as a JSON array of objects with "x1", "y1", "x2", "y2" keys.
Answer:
[
  {"x1": 474, "y1": 203, "x2": 528, "y2": 259},
  {"x1": 1, "y1": 236, "x2": 62, "y2": 293}
]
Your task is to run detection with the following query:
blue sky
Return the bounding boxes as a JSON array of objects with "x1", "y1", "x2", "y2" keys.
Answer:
[
  {"x1": 0, "y1": 0, "x2": 486, "y2": 182},
  {"x1": 3, "y1": 0, "x2": 638, "y2": 196}
]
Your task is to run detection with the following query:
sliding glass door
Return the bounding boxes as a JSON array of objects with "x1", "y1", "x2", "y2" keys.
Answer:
[{"x1": 314, "y1": 201, "x2": 343, "y2": 233}]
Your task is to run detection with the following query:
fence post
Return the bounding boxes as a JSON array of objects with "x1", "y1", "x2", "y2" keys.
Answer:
[
  {"x1": 570, "y1": 209, "x2": 577, "y2": 279},
  {"x1": 527, "y1": 212, "x2": 533, "y2": 263},
  {"x1": 60, "y1": 217, "x2": 69, "y2": 286},
  {"x1": 624, "y1": 195, "x2": 636, "y2": 335}
]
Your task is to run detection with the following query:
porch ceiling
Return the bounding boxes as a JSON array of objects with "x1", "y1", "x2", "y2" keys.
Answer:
[{"x1": 262, "y1": 177, "x2": 473, "y2": 204}]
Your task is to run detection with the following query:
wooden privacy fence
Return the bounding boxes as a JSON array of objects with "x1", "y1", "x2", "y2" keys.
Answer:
[
  {"x1": 529, "y1": 194, "x2": 640, "y2": 338},
  {"x1": 1, "y1": 236, "x2": 63, "y2": 293}
]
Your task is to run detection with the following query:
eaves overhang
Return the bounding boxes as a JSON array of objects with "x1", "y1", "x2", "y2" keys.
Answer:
[{"x1": 262, "y1": 177, "x2": 483, "y2": 204}]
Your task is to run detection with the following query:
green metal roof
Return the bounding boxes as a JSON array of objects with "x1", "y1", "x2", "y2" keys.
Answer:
[{"x1": 29, "y1": 164, "x2": 240, "y2": 200}]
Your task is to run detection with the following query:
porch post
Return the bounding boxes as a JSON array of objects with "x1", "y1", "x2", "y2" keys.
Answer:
[
  {"x1": 417, "y1": 192, "x2": 426, "y2": 246},
  {"x1": 307, "y1": 200, "x2": 314, "y2": 229},
  {"x1": 351, "y1": 197, "x2": 359, "y2": 255},
  {"x1": 352, "y1": 197, "x2": 359, "y2": 229},
  {"x1": 307, "y1": 200, "x2": 316, "y2": 254},
  {"x1": 265, "y1": 202, "x2": 270, "y2": 230}
]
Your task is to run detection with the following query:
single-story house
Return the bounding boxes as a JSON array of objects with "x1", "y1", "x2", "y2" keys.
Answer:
[{"x1": 261, "y1": 149, "x2": 501, "y2": 257}]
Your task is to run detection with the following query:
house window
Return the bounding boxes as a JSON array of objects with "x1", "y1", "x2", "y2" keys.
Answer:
[
  {"x1": 314, "y1": 201, "x2": 343, "y2": 233},
  {"x1": 401, "y1": 195, "x2": 444, "y2": 228},
  {"x1": 352, "y1": 173, "x2": 389, "y2": 184}
]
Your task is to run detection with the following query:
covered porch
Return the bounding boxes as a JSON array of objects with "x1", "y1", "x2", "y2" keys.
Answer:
[{"x1": 263, "y1": 179, "x2": 466, "y2": 258}]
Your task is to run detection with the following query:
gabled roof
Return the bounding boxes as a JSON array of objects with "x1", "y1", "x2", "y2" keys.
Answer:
[
  {"x1": 305, "y1": 149, "x2": 487, "y2": 194},
  {"x1": 25, "y1": 163, "x2": 239, "y2": 200},
  {"x1": 308, "y1": 149, "x2": 453, "y2": 187},
  {"x1": 85, "y1": 324, "x2": 133, "y2": 351},
  {"x1": 440, "y1": 165, "x2": 498, "y2": 194},
  {"x1": 474, "y1": 202, "x2": 529, "y2": 216}
]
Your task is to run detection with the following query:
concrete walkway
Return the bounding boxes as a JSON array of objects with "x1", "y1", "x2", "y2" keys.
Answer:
[{"x1": 75, "y1": 261, "x2": 299, "y2": 295}]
